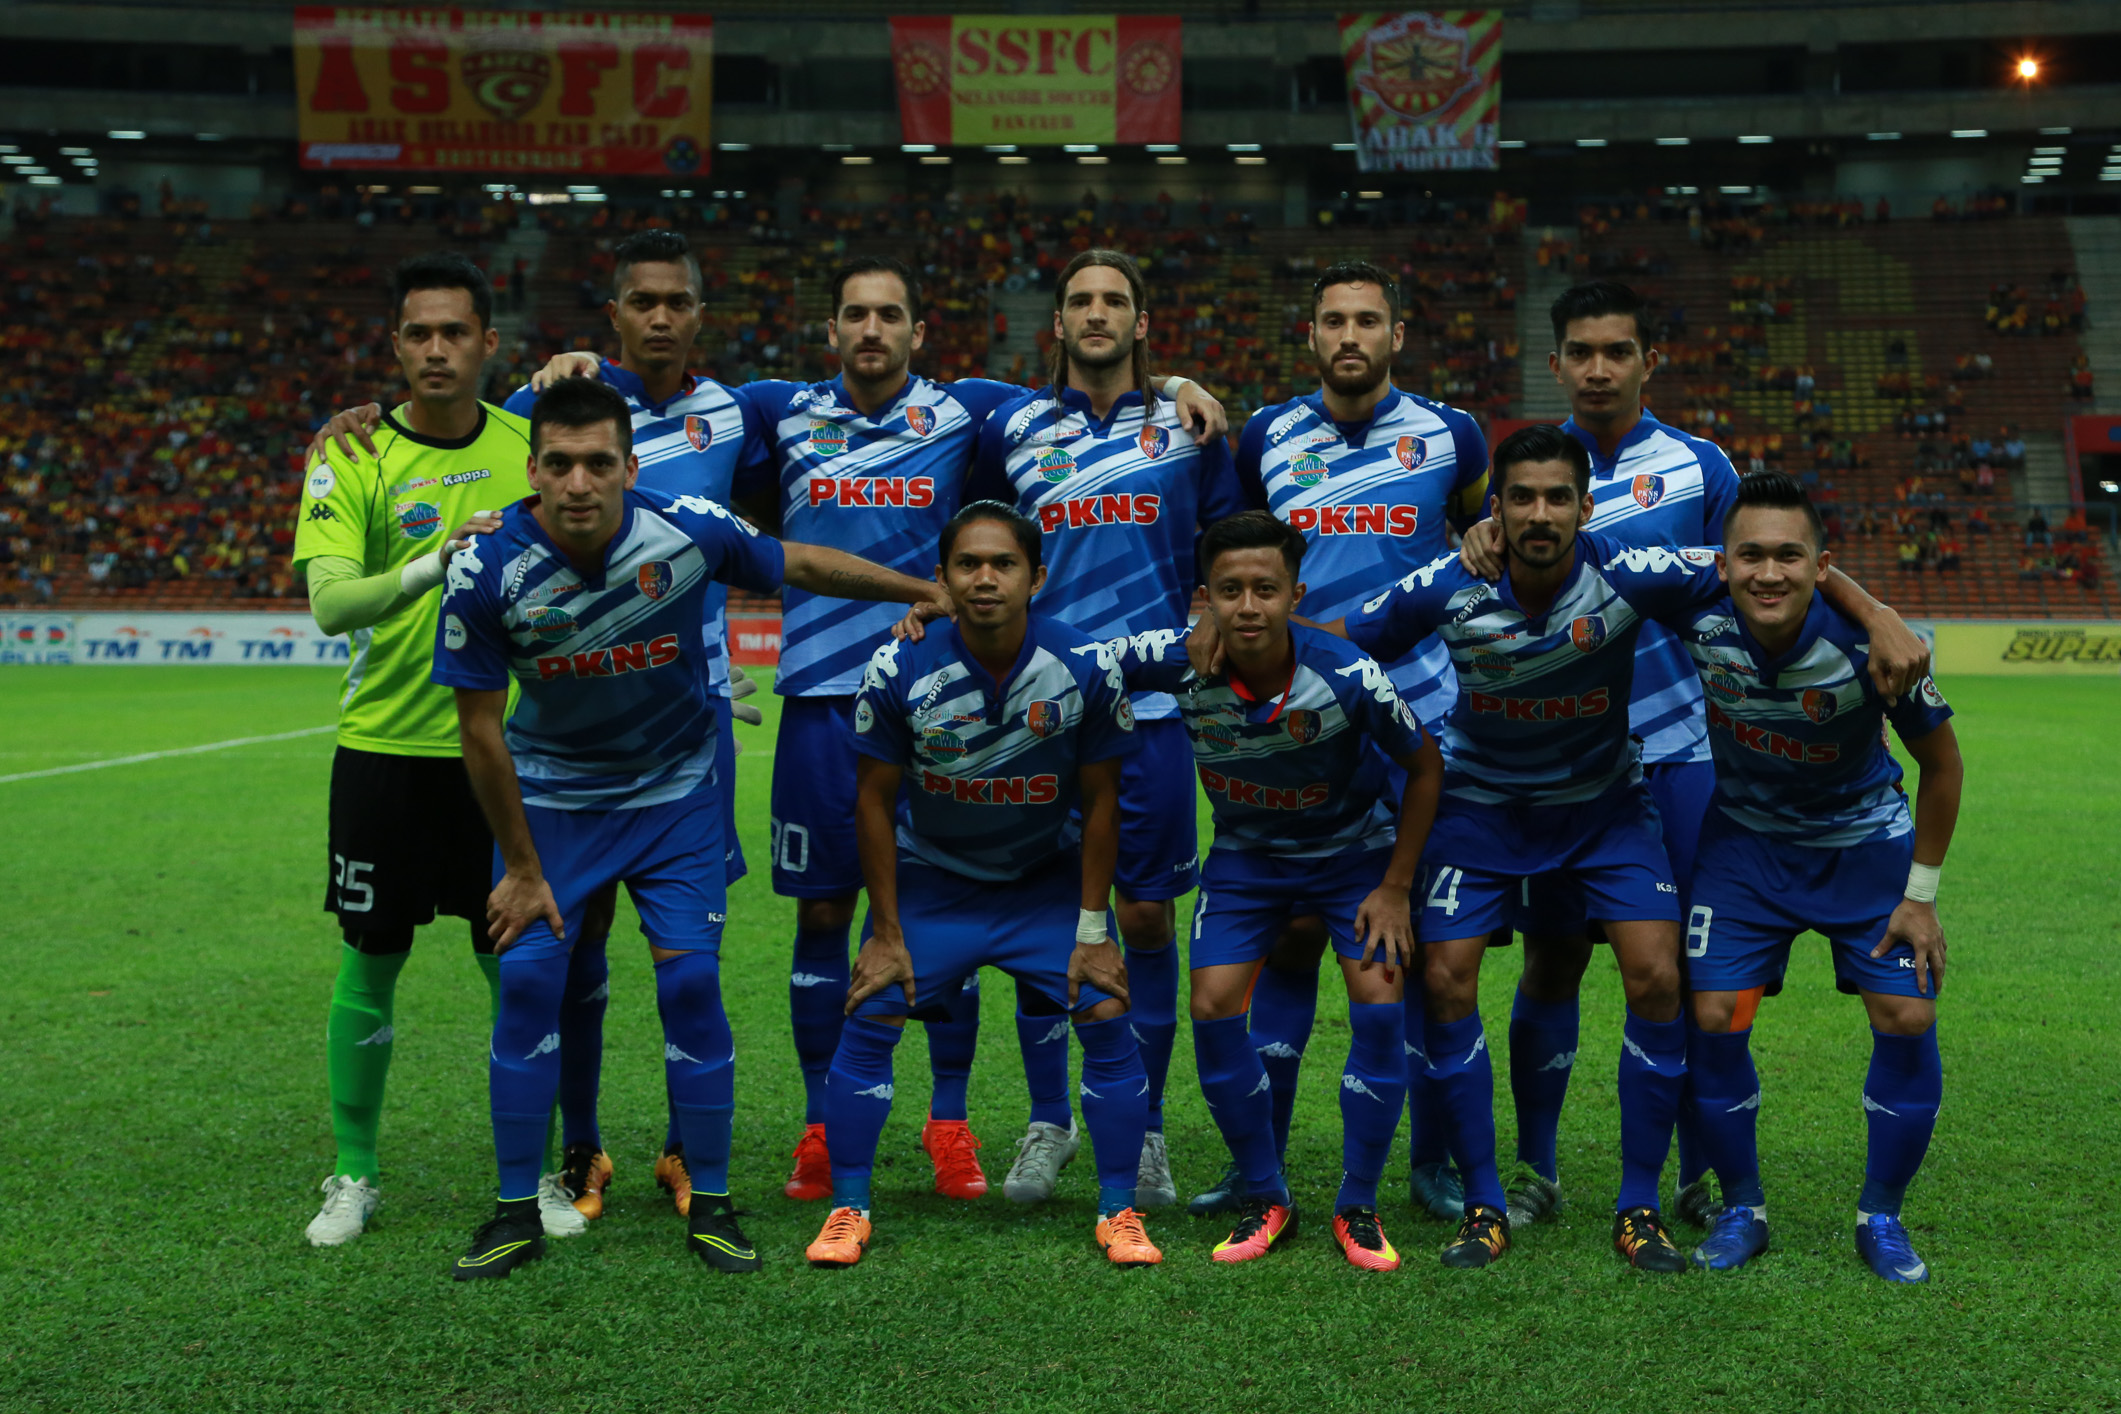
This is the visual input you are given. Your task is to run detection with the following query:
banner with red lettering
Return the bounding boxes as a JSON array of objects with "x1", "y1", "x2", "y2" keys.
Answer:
[
  {"x1": 891, "y1": 15, "x2": 1181, "y2": 147},
  {"x1": 1339, "y1": 11, "x2": 1500, "y2": 173},
  {"x1": 293, "y1": 8, "x2": 712, "y2": 176}
]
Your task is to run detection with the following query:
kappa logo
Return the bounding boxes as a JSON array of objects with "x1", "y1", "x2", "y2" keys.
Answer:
[
  {"x1": 1621, "y1": 1033, "x2": 1658, "y2": 1068},
  {"x1": 356, "y1": 1025, "x2": 394, "y2": 1047},
  {"x1": 665, "y1": 1043, "x2": 702, "y2": 1064},
  {"x1": 440, "y1": 468, "x2": 490, "y2": 487},
  {"x1": 1036, "y1": 447, "x2": 1076, "y2": 483},
  {"x1": 638, "y1": 561, "x2": 674, "y2": 601},
  {"x1": 1341, "y1": 1074, "x2": 1389, "y2": 1104},
  {"x1": 1862, "y1": 1093, "x2": 1899, "y2": 1116},
  {"x1": 1467, "y1": 1032, "x2": 1487, "y2": 1061},
  {"x1": 1138, "y1": 425, "x2": 1170, "y2": 459},
  {"x1": 1632, "y1": 473, "x2": 1666, "y2": 509},
  {"x1": 1570, "y1": 615, "x2": 1607, "y2": 653},
  {"x1": 790, "y1": 972, "x2": 832, "y2": 987},
  {"x1": 1283, "y1": 708, "x2": 1323, "y2": 745},
  {"x1": 306, "y1": 503, "x2": 337, "y2": 523},
  {"x1": 1034, "y1": 1022, "x2": 1068, "y2": 1045},
  {"x1": 905, "y1": 404, "x2": 936, "y2": 436},
  {"x1": 525, "y1": 1033, "x2": 561, "y2": 1060},
  {"x1": 1257, "y1": 1041, "x2": 1303, "y2": 1059},
  {"x1": 853, "y1": 1083, "x2": 895, "y2": 1100},
  {"x1": 685, "y1": 414, "x2": 712, "y2": 452},
  {"x1": 1802, "y1": 688, "x2": 1838, "y2": 724},
  {"x1": 1395, "y1": 434, "x2": 1428, "y2": 472},
  {"x1": 584, "y1": 982, "x2": 610, "y2": 1003},
  {"x1": 1079, "y1": 1082, "x2": 1104, "y2": 1100},
  {"x1": 1025, "y1": 699, "x2": 1064, "y2": 738},
  {"x1": 1246, "y1": 1074, "x2": 1272, "y2": 1097},
  {"x1": 1726, "y1": 1090, "x2": 1763, "y2": 1113},
  {"x1": 1538, "y1": 1049, "x2": 1576, "y2": 1072}
]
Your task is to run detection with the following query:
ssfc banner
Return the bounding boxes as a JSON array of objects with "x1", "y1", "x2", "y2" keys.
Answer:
[
  {"x1": 1339, "y1": 12, "x2": 1500, "y2": 173},
  {"x1": 294, "y1": 8, "x2": 712, "y2": 176},
  {"x1": 891, "y1": 16, "x2": 1181, "y2": 147}
]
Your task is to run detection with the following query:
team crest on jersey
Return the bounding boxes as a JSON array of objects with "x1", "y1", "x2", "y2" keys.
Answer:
[
  {"x1": 685, "y1": 415, "x2": 712, "y2": 452},
  {"x1": 1283, "y1": 709, "x2": 1323, "y2": 745},
  {"x1": 1705, "y1": 671, "x2": 1747, "y2": 706},
  {"x1": 808, "y1": 420, "x2": 848, "y2": 457},
  {"x1": 1801, "y1": 688, "x2": 1837, "y2": 724},
  {"x1": 1469, "y1": 650, "x2": 1514, "y2": 680},
  {"x1": 906, "y1": 405, "x2": 937, "y2": 437},
  {"x1": 1289, "y1": 452, "x2": 1330, "y2": 488},
  {"x1": 1632, "y1": 474, "x2": 1666, "y2": 509},
  {"x1": 1395, "y1": 435, "x2": 1428, "y2": 472},
  {"x1": 525, "y1": 605, "x2": 577, "y2": 641},
  {"x1": 1570, "y1": 615, "x2": 1607, "y2": 653},
  {"x1": 396, "y1": 501, "x2": 442, "y2": 540},
  {"x1": 1139, "y1": 426, "x2": 1170, "y2": 460},
  {"x1": 637, "y1": 561, "x2": 674, "y2": 600},
  {"x1": 1036, "y1": 448, "x2": 1076, "y2": 483},
  {"x1": 1025, "y1": 699, "x2": 1063, "y2": 738}
]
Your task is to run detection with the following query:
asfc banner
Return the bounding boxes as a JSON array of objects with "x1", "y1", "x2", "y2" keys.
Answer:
[
  {"x1": 294, "y1": 8, "x2": 712, "y2": 176},
  {"x1": 1339, "y1": 12, "x2": 1500, "y2": 173},
  {"x1": 891, "y1": 16, "x2": 1181, "y2": 147},
  {"x1": 1933, "y1": 622, "x2": 2121, "y2": 676}
]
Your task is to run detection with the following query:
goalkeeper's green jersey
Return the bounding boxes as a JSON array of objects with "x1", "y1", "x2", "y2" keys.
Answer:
[{"x1": 291, "y1": 402, "x2": 533, "y2": 757}]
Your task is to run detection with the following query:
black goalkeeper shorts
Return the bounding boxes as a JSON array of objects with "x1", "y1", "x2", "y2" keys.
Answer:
[{"x1": 324, "y1": 746, "x2": 492, "y2": 933}]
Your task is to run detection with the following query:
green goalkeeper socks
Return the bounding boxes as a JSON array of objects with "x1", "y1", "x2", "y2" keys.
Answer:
[{"x1": 326, "y1": 945, "x2": 410, "y2": 1183}]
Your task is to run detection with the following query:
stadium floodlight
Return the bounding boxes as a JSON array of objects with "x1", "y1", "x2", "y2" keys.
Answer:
[
  {"x1": 901, "y1": 144, "x2": 936, "y2": 153},
  {"x1": 20, "y1": 166, "x2": 48, "y2": 175},
  {"x1": 1227, "y1": 143, "x2": 1262, "y2": 152},
  {"x1": 195, "y1": 133, "x2": 224, "y2": 142},
  {"x1": 998, "y1": 155, "x2": 1029, "y2": 165},
  {"x1": 0, "y1": 145, "x2": 16, "y2": 153},
  {"x1": 985, "y1": 144, "x2": 1019, "y2": 152},
  {"x1": 1146, "y1": 144, "x2": 1179, "y2": 153},
  {"x1": 1678, "y1": 185, "x2": 1700, "y2": 194},
  {"x1": 2104, "y1": 173, "x2": 2121, "y2": 182},
  {"x1": 107, "y1": 130, "x2": 145, "y2": 139},
  {"x1": 840, "y1": 155, "x2": 873, "y2": 165},
  {"x1": 1155, "y1": 155, "x2": 1187, "y2": 165},
  {"x1": 59, "y1": 147, "x2": 91, "y2": 156},
  {"x1": 29, "y1": 175, "x2": 61, "y2": 185},
  {"x1": 1064, "y1": 144, "x2": 1099, "y2": 153},
  {"x1": 1332, "y1": 142, "x2": 1357, "y2": 151},
  {"x1": 2035, "y1": 147, "x2": 2066, "y2": 155},
  {"x1": 1079, "y1": 154, "x2": 1110, "y2": 165},
  {"x1": 1234, "y1": 155, "x2": 1266, "y2": 165},
  {"x1": 679, "y1": 190, "x2": 694, "y2": 198},
  {"x1": 2017, "y1": 57, "x2": 2040, "y2": 80},
  {"x1": 1497, "y1": 139, "x2": 1526, "y2": 148},
  {"x1": 712, "y1": 189, "x2": 729, "y2": 198},
  {"x1": 1951, "y1": 129, "x2": 1987, "y2": 138},
  {"x1": 718, "y1": 142, "x2": 752, "y2": 151},
  {"x1": 1357, "y1": 190, "x2": 1383, "y2": 199},
  {"x1": 2102, "y1": 481, "x2": 2120, "y2": 493},
  {"x1": 2021, "y1": 175, "x2": 2045, "y2": 183},
  {"x1": 71, "y1": 157, "x2": 96, "y2": 166},
  {"x1": 1869, "y1": 132, "x2": 1903, "y2": 141},
  {"x1": 2042, "y1": 127, "x2": 2073, "y2": 135},
  {"x1": 1738, "y1": 135, "x2": 1773, "y2": 144},
  {"x1": 1720, "y1": 184, "x2": 1754, "y2": 194},
  {"x1": 1655, "y1": 137, "x2": 1691, "y2": 146},
  {"x1": 1, "y1": 154, "x2": 31, "y2": 164},
  {"x1": 919, "y1": 155, "x2": 951, "y2": 165},
  {"x1": 1576, "y1": 138, "x2": 1607, "y2": 148},
  {"x1": 566, "y1": 184, "x2": 600, "y2": 193}
]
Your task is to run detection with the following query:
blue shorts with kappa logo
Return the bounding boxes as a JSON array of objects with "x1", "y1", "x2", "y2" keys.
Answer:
[
  {"x1": 1417, "y1": 784, "x2": 1679, "y2": 944},
  {"x1": 1685, "y1": 816, "x2": 1935, "y2": 998},
  {"x1": 499, "y1": 786, "x2": 727, "y2": 962},
  {"x1": 1116, "y1": 716, "x2": 1200, "y2": 902},
  {"x1": 1190, "y1": 846, "x2": 1405, "y2": 970},
  {"x1": 771, "y1": 694, "x2": 862, "y2": 899},
  {"x1": 1510, "y1": 763, "x2": 1714, "y2": 937},
  {"x1": 854, "y1": 856, "x2": 1119, "y2": 1021}
]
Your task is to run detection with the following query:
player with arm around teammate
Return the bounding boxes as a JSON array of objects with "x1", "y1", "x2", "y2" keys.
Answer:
[
  {"x1": 434, "y1": 378, "x2": 950, "y2": 1280},
  {"x1": 1117, "y1": 510, "x2": 1444, "y2": 1270},
  {"x1": 803, "y1": 500, "x2": 1163, "y2": 1270},
  {"x1": 1671, "y1": 473, "x2": 1961, "y2": 1282}
]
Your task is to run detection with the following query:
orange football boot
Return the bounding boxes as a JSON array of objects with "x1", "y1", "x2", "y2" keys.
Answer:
[
  {"x1": 921, "y1": 1116, "x2": 988, "y2": 1200},
  {"x1": 559, "y1": 1143, "x2": 613, "y2": 1221},
  {"x1": 784, "y1": 1124, "x2": 832, "y2": 1201},
  {"x1": 1212, "y1": 1196, "x2": 1298, "y2": 1263},
  {"x1": 1332, "y1": 1206, "x2": 1402, "y2": 1272},
  {"x1": 1096, "y1": 1208, "x2": 1164, "y2": 1268},
  {"x1": 654, "y1": 1145, "x2": 692, "y2": 1218},
  {"x1": 806, "y1": 1207, "x2": 873, "y2": 1268}
]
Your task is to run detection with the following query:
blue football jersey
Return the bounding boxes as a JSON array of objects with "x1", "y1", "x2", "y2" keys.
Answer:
[
  {"x1": 1675, "y1": 594, "x2": 1953, "y2": 848},
  {"x1": 851, "y1": 614, "x2": 1139, "y2": 883},
  {"x1": 1117, "y1": 622, "x2": 1429, "y2": 859},
  {"x1": 737, "y1": 374, "x2": 1023, "y2": 698},
  {"x1": 1237, "y1": 388, "x2": 1487, "y2": 727},
  {"x1": 503, "y1": 362, "x2": 766, "y2": 698},
  {"x1": 1565, "y1": 410, "x2": 1741, "y2": 765},
  {"x1": 433, "y1": 488, "x2": 785, "y2": 811},
  {"x1": 968, "y1": 385, "x2": 1245, "y2": 722},
  {"x1": 1346, "y1": 531, "x2": 1726, "y2": 806}
]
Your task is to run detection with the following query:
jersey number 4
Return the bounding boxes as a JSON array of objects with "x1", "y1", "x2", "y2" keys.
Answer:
[{"x1": 1425, "y1": 867, "x2": 1464, "y2": 917}]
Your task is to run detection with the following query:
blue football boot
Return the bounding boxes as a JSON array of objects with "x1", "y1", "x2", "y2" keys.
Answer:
[
  {"x1": 1691, "y1": 1205, "x2": 1770, "y2": 1271},
  {"x1": 1855, "y1": 1213, "x2": 1930, "y2": 1283}
]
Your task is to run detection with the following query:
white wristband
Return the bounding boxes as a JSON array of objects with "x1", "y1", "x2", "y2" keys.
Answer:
[
  {"x1": 1076, "y1": 909, "x2": 1111, "y2": 945},
  {"x1": 398, "y1": 549, "x2": 447, "y2": 598},
  {"x1": 1159, "y1": 374, "x2": 1194, "y2": 397},
  {"x1": 1904, "y1": 862, "x2": 1941, "y2": 904}
]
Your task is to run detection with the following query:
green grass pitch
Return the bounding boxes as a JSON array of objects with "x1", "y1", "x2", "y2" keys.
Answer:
[{"x1": 1, "y1": 666, "x2": 2115, "y2": 1413}]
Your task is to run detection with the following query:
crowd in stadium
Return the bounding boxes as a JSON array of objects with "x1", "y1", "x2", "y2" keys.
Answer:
[{"x1": 0, "y1": 179, "x2": 2102, "y2": 610}]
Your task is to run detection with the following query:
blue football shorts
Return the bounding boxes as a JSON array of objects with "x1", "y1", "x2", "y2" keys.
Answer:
[
  {"x1": 1189, "y1": 846, "x2": 1406, "y2": 970},
  {"x1": 770, "y1": 693, "x2": 863, "y2": 899},
  {"x1": 1114, "y1": 715, "x2": 1200, "y2": 902},
  {"x1": 497, "y1": 785, "x2": 726, "y2": 962}
]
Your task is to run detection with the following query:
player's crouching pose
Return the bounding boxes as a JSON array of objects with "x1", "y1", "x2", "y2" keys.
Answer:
[
  {"x1": 1120, "y1": 511, "x2": 1443, "y2": 1271},
  {"x1": 804, "y1": 501, "x2": 1163, "y2": 1270},
  {"x1": 1674, "y1": 473, "x2": 1961, "y2": 1282},
  {"x1": 433, "y1": 378, "x2": 950, "y2": 1280}
]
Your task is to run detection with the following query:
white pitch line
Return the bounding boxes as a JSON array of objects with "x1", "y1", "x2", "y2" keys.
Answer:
[{"x1": 0, "y1": 725, "x2": 338, "y2": 784}]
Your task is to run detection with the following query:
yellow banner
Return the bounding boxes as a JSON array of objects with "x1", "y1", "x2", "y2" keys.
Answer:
[{"x1": 1932, "y1": 622, "x2": 2121, "y2": 676}]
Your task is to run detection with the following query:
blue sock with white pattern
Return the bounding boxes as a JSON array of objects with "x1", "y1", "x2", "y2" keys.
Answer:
[
  {"x1": 1249, "y1": 962, "x2": 1318, "y2": 1159},
  {"x1": 825, "y1": 1016, "x2": 903, "y2": 1213},
  {"x1": 490, "y1": 948, "x2": 569, "y2": 1201},
  {"x1": 790, "y1": 925, "x2": 851, "y2": 1126},
  {"x1": 1337, "y1": 1002, "x2": 1408, "y2": 1210},
  {"x1": 657, "y1": 949, "x2": 735, "y2": 1196}
]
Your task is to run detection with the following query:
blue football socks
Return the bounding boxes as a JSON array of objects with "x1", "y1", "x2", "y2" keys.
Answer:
[
  {"x1": 1124, "y1": 943, "x2": 1179, "y2": 1132},
  {"x1": 1615, "y1": 1009, "x2": 1687, "y2": 1213},
  {"x1": 1015, "y1": 980, "x2": 1075, "y2": 1129},
  {"x1": 1507, "y1": 988, "x2": 1579, "y2": 1183},
  {"x1": 1428, "y1": 1010, "x2": 1504, "y2": 1212},
  {"x1": 1403, "y1": 978, "x2": 1450, "y2": 1169},
  {"x1": 1337, "y1": 1002, "x2": 1408, "y2": 1210},
  {"x1": 1688, "y1": 1023, "x2": 1765, "y2": 1209},
  {"x1": 1195, "y1": 1014, "x2": 1289, "y2": 1205},
  {"x1": 1858, "y1": 1025, "x2": 1942, "y2": 1218},
  {"x1": 1249, "y1": 961, "x2": 1318, "y2": 1158},
  {"x1": 489, "y1": 949, "x2": 569, "y2": 1201},
  {"x1": 656, "y1": 948, "x2": 735, "y2": 1196},
  {"x1": 789, "y1": 924, "x2": 852, "y2": 1126},
  {"x1": 556, "y1": 935, "x2": 609, "y2": 1151},
  {"x1": 824, "y1": 1015, "x2": 904, "y2": 1213},
  {"x1": 1073, "y1": 1013, "x2": 1151, "y2": 1215},
  {"x1": 923, "y1": 975, "x2": 980, "y2": 1124}
]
